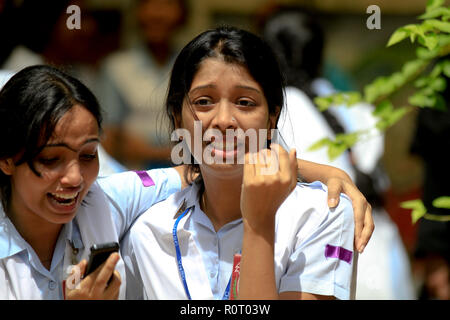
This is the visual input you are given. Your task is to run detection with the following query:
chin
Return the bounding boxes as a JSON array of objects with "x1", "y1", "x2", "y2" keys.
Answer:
[{"x1": 200, "y1": 162, "x2": 244, "y2": 179}]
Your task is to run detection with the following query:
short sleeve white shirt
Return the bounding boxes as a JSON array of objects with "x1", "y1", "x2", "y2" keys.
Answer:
[{"x1": 123, "y1": 180, "x2": 356, "y2": 300}]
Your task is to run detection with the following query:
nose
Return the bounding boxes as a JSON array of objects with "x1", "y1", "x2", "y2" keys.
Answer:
[
  {"x1": 60, "y1": 161, "x2": 83, "y2": 187},
  {"x1": 210, "y1": 99, "x2": 237, "y2": 132}
]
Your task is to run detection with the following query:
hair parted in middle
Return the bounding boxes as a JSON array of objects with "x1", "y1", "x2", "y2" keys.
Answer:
[{"x1": 165, "y1": 25, "x2": 286, "y2": 181}]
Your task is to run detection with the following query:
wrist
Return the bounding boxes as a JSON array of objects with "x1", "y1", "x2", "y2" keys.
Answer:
[{"x1": 243, "y1": 216, "x2": 275, "y2": 240}]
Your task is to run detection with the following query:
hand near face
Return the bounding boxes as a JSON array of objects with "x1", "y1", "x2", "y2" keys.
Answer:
[{"x1": 241, "y1": 144, "x2": 297, "y2": 233}]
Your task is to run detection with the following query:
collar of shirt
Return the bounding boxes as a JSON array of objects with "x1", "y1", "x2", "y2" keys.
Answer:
[{"x1": 0, "y1": 204, "x2": 84, "y2": 265}]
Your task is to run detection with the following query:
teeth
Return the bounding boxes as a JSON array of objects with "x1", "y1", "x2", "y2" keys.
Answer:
[{"x1": 50, "y1": 192, "x2": 79, "y2": 200}]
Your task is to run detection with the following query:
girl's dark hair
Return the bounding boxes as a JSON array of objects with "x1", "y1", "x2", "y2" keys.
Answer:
[
  {"x1": 262, "y1": 9, "x2": 346, "y2": 136},
  {"x1": 262, "y1": 9, "x2": 324, "y2": 98},
  {"x1": 0, "y1": 64, "x2": 103, "y2": 211},
  {"x1": 166, "y1": 25, "x2": 285, "y2": 182}
]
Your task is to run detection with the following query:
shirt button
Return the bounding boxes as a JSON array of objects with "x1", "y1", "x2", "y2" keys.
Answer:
[
  {"x1": 209, "y1": 271, "x2": 216, "y2": 278},
  {"x1": 48, "y1": 280, "x2": 57, "y2": 290}
]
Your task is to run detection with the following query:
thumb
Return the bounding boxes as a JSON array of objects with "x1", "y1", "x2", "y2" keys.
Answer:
[{"x1": 65, "y1": 259, "x2": 87, "y2": 293}]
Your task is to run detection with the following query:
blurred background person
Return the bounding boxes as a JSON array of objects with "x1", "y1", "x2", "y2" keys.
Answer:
[
  {"x1": 410, "y1": 64, "x2": 450, "y2": 300},
  {"x1": 97, "y1": 0, "x2": 188, "y2": 170},
  {"x1": 1, "y1": 0, "x2": 127, "y2": 176},
  {"x1": 261, "y1": 6, "x2": 416, "y2": 299}
]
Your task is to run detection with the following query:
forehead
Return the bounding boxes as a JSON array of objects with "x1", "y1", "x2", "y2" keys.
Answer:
[
  {"x1": 48, "y1": 105, "x2": 99, "y2": 145},
  {"x1": 191, "y1": 58, "x2": 261, "y2": 89}
]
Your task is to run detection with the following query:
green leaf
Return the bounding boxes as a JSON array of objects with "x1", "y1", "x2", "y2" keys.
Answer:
[
  {"x1": 307, "y1": 137, "x2": 331, "y2": 152},
  {"x1": 442, "y1": 60, "x2": 450, "y2": 77},
  {"x1": 419, "y1": 7, "x2": 450, "y2": 19},
  {"x1": 402, "y1": 59, "x2": 427, "y2": 79},
  {"x1": 373, "y1": 101, "x2": 408, "y2": 129},
  {"x1": 387, "y1": 28, "x2": 410, "y2": 47},
  {"x1": 429, "y1": 63, "x2": 443, "y2": 78},
  {"x1": 387, "y1": 107, "x2": 408, "y2": 127},
  {"x1": 346, "y1": 92, "x2": 362, "y2": 105},
  {"x1": 432, "y1": 93, "x2": 447, "y2": 110},
  {"x1": 373, "y1": 100, "x2": 393, "y2": 117},
  {"x1": 423, "y1": 33, "x2": 439, "y2": 50},
  {"x1": 438, "y1": 34, "x2": 450, "y2": 46},
  {"x1": 415, "y1": 76, "x2": 431, "y2": 88},
  {"x1": 400, "y1": 199, "x2": 427, "y2": 224},
  {"x1": 314, "y1": 96, "x2": 333, "y2": 111},
  {"x1": 424, "y1": 19, "x2": 450, "y2": 33},
  {"x1": 416, "y1": 46, "x2": 440, "y2": 59},
  {"x1": 423, "y1": 213, "x2": 450, "y2": 221},
  {"x1": 429, "y1": 77, "x2": 447, "y2": 91},
  {"x1": 432, "y1": 196, "x2": 450, "y2": 209},
  {"x1": 409, "y1": 92, "x2": 435, "y2": 107},
  {"x1": 336, "y1": 132, "x2": 359, "y2": 147},
  {"x1": 426, "y1": 0, "x2": 445, "y2": 11},
  {"x1": 328, "y1": 143, "x2": 348, "y2": 161}
]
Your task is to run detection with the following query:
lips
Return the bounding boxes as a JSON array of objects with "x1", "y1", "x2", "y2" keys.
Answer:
[
  {"x1": 203, "y1": 140, "x2": 246, "y2": 164},
  {"x1": 47, "y1": 191, "x2": 80, "y2": 209}
]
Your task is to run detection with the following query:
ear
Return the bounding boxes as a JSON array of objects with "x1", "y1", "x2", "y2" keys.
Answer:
[
  {"x1": 0, "y1": 158, "x2": 15, "y2": 176},
  {"x1": 172, "y1": 111, "x2": 182, "y2": 130},
  {"x1": 267, "y1": 106, "x2": 281, "y2": 139}
]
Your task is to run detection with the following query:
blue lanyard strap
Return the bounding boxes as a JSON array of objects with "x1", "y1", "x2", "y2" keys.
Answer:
[
  {"x1": 172, "y1": 206, "x2": 232, "y2": 300},
  {"x1": 173, "y1": 207, "x2": 192, "y2": 300}
]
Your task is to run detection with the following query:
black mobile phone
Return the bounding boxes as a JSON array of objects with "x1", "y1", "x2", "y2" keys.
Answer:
[{"x1": 85, "y1": 242, "x2": 120, "y2": 277}]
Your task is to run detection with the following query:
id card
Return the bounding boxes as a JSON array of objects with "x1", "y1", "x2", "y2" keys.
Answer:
[{"x1": 230, "y1": 253, "x2": 241, "y2": 300}]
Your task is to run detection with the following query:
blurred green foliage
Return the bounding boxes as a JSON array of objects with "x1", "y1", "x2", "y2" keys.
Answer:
[{"x1": 313, "y1": 0, "x2": 450, "y2": 222}]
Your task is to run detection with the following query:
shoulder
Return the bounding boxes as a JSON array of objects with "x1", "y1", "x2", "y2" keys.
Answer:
[
  {"x1": 284, "y1": 87, "x2": 317, "y2": 114},
  {"x1": 97, "y1": 168, "x2": 180, "y2": 194},
  {"x1": 277, "y1": 181, "x2": 354, "y2": 232},
  {"x1": 131, "y1": 183, "x2": 193, "y2": 229}
]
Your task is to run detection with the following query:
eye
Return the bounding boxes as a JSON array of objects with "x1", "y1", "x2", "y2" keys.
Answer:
[
  {"x1": 192, "y1": 97, "x2": 213, "y2": 107},
  {"x1": 37, "y1": 158, "x2": 59, "y2": 165},
  {"x1": 80, "y1": 153, "x2": 97, "y2": 161},
  {"x1": 236, "y1": 99, "x2": 256, "y2": 107}
]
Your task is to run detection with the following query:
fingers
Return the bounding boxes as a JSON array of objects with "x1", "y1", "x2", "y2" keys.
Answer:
[
  {"x1": 104, "y1": 270, "x2": 122, "y2": 300},
  {"x1": 78, "y1": 259, "x2": 87, "y2": 276},
  {"x1": 357, "y1": 203, "x2": 374, "y2": 253},
  {"x1": 326, "y1": 178, "x2": 341, "y2": 208},
  {"x1": 325, "y1": 177, "x2": 374, "y2": 253},
  {"x1": 65, "y1": 259, "x2": 87, "y2": 295}
]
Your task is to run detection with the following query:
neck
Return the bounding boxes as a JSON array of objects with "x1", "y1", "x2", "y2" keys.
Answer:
[
  {"x1": 199, "y1": 165, "x2": 243, "y2": 231},
  {"x1": 8, "y1": 202, "x2": 62, "y2": 270}
]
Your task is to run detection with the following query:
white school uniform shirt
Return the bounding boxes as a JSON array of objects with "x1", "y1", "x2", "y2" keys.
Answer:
[
  {"x1": 277, "y1": 86, "x2": 356, "y2": 181},
  {"x1": 0, "y1": 168, "x2": 181, "y2": 299},
  {"x1": 123, "y1": 180, "x2": 357, "y2": 300}
]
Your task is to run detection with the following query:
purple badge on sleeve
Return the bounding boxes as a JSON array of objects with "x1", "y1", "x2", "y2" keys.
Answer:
[
  {"x1": 134, "y1": 170, "x2": 155, "y2": 187},
  {"x1": 324, "y1": 244, "x2": 353, "y2": 264}
]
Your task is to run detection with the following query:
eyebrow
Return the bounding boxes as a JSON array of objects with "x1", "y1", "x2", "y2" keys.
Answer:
[
  {"x1": 189, "y1": 84, "x2": 262, "y2": 95},
  {"x1": 43, "y1": 138, "x2": 100, "y2": 152}
]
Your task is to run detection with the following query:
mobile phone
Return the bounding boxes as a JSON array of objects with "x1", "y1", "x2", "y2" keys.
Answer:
[{"x1": 85, "y1": 242, "x2": 120, "y2": 277}]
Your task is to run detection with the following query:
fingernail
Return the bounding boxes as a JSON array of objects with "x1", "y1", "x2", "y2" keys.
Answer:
[
  {"x1": 358, "y1": 245, "x2": 365, "y2": 253},
  {"x1": 329, "y1": 198, "x2": 337, "y2": 207}
]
